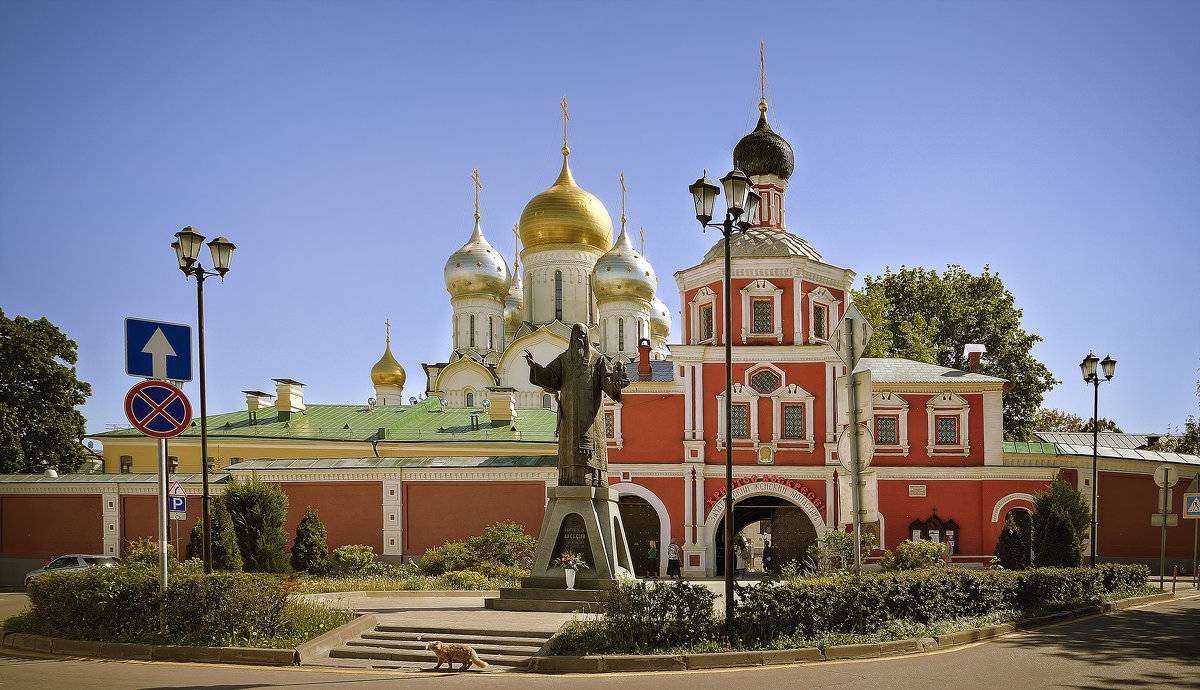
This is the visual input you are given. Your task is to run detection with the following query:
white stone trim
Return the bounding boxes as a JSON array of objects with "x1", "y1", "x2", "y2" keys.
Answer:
[
  {"x1": 740, "y1": 279, "x2": 784, "y2": 343},
  {"x1": 871, "y1": 392, "x2": 911, "y2": 457},
  {"x1": 715, "y1": 383, "x2": 756, "y2": 448},
  {"x1": 927, "y1": 391, "x2": 971, "y2": 456},
  {"x1": 991, "y1": 493, "x2": 1036, "y2": 523},
  {"x1": 700, "y1": 482, "x2": 827, "y2": 577},
  {"x1": 688, "y1": 286, "x2": 718, "y2": 345},
  {"x1": 611, "y1": 482, "x2": 672, "y2": 577},
  {"x1": 604, "y1": 400, "x2": 624, "y2": 450},
  {"x1": 383, "y1": 480, "x2": 402, "y2": 555},
  {"x1": 807, "y1": 286, "x2": 840, "y2": 344},
  {"x1": 773, "y1": 383, "x2": 817, "y2": 452}
]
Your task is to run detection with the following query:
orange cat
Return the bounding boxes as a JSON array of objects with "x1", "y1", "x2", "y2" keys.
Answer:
[{"x1": 426, "y1": 640, "x2": 489, "y2": 670}]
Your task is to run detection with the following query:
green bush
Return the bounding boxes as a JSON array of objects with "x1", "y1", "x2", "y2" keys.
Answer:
[
  {"x1": 733, "y1": 564, "x2": 1147, "y2": 648},
  {"x1": 433, "y1": 570, "x2": 494, "y2": 590},
  {"x1": 1032, "y1": 472, "x2": 1089, "y2": 568},
  {"x1": 223, "y1": 473, "x2": 290, "y2": 573},
  {"x1": 548, "y1": 580, "x2": 719, "y2": 655},
  {"x1": 123, "y1": 537, "x2": 204, "y2": 575},
  {"x1": 11, "y1": 564, "x2": 352, "y2": 647},
  {"x1": 291, "y1": 506, "x2": 330, "y2": 575},
  {"x1": 332, "y1": 544, "x2": 377, "y2": 575},
  {"x1": 879, "y1": 539, "x2": 947, "y2": 571},
  {"x1": 994, "y1": 513, "x2": 1030, "y2": 570},
  {"x1": 805, "y1": 528, "x2": 877, "y2": 573},
  {"x1": 416, "y1": 522, "x2": 538, "y2": 576},
  {"x1": 186, "y1": 499, "x2": 243, "y2": 571}
]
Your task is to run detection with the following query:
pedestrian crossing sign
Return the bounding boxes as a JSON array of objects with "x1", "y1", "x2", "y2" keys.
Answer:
[{"x1": 1185, "y1": 492, "x2": 1200, "y2": 519}]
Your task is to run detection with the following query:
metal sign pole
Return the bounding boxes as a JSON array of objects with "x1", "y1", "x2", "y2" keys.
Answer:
[
  {"x1": 1160, "y1": 483, "x2": 1168, "y2": 587},
  {"x1": 847, "y1": 320, "x2": 862, "y2": 574}
]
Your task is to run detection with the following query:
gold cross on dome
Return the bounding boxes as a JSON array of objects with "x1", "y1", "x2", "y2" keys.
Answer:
[
  {"x1": 760, "y1": 42, "x2": 766, "y2": 100},
  {"x1": 471, "y1": 168, "x2": 482, "y2": 220},
  {"x1": 640, "y1": 225, "x2": 645, "y2": 255},
  {"x1": 561, "y1": 95, "x2": 569, "y2": 150},
  {"x1": 385, "y1": 319, "x2": 391, "y2": 344},
  {"x1": 619, "y1": 172, "x2": 627, "y2": 226},
  {"x1": 512, "y1": 222, "x2": 521, "y2": 268}
]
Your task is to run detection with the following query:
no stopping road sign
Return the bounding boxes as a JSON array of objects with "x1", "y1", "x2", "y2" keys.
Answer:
[{"x1": 124, "y1": 380, "x2": 192, "y2": 438}]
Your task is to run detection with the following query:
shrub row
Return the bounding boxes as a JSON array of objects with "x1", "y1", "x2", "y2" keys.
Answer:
[
  {"x1": 550, "y1": 580, "x2": 718, "y2": 655},
  {"x1": 18, "y1": 563, "x2": 351, "y2": 647},
  {"x1": 734, "y1": 564, "x2": 1148, "y2": 646}
]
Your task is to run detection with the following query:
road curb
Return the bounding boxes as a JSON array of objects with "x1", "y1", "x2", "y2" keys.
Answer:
[{"x1": 0, "y1": 631, "x2": 298, "y2": 666}]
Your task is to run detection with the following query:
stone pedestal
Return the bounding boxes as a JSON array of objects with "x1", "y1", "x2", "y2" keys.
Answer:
[{"x1": 523, "y1": 485, "x2": 634, "y2": 589}]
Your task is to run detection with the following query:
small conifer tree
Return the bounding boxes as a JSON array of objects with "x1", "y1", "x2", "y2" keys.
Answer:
[
  {"x1": 290, "y1": 505, "x2": 330, "y2": 575},
  {"x1": 222, "y1": 473, "x2": 289, "y2": 573},
  {"x1": 1031, "y1": 472, "x2": 1090, "y2": 568},
  {"x1": 186, "y1": 498, "x2": 243, "y2": 571},
  {"x1": 994, "y1": 513, "x2": 1030, "y2": 570}
]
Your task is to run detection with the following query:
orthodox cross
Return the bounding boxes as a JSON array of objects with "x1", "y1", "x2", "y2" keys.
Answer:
[
  {"x1": 385, "y1": 319, "x2": 391, "y2": 344},
  {"x1": 619, "y1": 172, "x2": 627, "y2": 227},
  {"x1": 639, "y1": 225, "x2": 645, "y2": 255},
  {"x1": 471, "y1": 168, "x2": 482, "y2": 220},
  {"x1": 760, "y1": 42, "x2": 766, "y2": 101},
  {"x1": 512, "y1": 222, "x2": 520, "y2": 269},
  {"x1": 561, "y1": 95, "x2": 569, "y2": 153}
]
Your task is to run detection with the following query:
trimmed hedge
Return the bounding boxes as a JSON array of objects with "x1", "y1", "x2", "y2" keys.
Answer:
[
  {"x1": 16, "y1": 564, "x2": 352, "y2": 647},
  {"x1": 550, "y1": 580, "x2": 719, "y2": 655},
  {"x1": 734, "y1": 564, "x2": 1148, "y2": 646}
]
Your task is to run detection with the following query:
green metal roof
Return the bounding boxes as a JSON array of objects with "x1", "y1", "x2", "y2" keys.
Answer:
[
  {"x1": 0, "y1": 472, "x2": 228, "y2": 484},
  {"x1": 227, "y1": 456, "x2": 557, "y2": 471},
  {"x1": 1003, "y1": 441, "x2": 1060, "y2": 454},
  {"x1": 88, "y1": 396, "x2": 559, "y2": 445}
]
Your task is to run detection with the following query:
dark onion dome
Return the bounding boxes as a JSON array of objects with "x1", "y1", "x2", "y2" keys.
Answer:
[
  {"x1": 733, "y1": 99, "x2": 794, "y2": 181},
  {"x1": 703, "y1": 227, "x2": 822, "y2": 263}
]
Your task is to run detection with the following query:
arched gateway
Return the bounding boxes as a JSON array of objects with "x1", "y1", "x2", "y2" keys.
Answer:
[{"x1": 702, "y1": 478, "x2": 826, "y2": 576}]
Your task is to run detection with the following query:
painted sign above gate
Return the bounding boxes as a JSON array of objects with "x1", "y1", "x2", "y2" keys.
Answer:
[{"x1": 705, "y1": 474, "x2": 824, "y2": 513}]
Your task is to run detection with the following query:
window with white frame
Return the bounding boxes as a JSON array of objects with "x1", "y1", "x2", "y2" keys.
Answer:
[
  {"x1": 807, "y1": 287, "x2": 840, "y2": 344},
  {"x1": 773, "y1": 382, "x2": 816, "y2": 450},
  {"x1": 715, "y1": 383, "x2": 756, "y2": 447},
  {"x1": 871, "y1": 391, "x2": 910, "y2": 456},
  {"x1": 926, "y1": 391, "x2": 970, "y2": 455},
  {"x1": 782, "y1": 404, "x2": 805, "y2": 438},
  {"x1": 689, "y1": 286, "x2": 718, "y2": 344},
  {"x1": 731, "y1": 403, "x2": 750, "y2": 438},
  {"x1": 740, "y1": 280, "x2": 783, "y2": 343},
  {"x1": 604, "y1": 401, "x2": 624, "y2": 449}
]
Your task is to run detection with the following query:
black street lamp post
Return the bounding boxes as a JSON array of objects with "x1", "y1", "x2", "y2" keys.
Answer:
[
  {"x1": 172, "y1": 227, "x2": 236, "y2": 575},
  {"x1": 1080, "y1": 351, "x2": 1116, "y2": 567},
  {"x1": 688, "y1": 169, "x2": 760, "y2": 634}
]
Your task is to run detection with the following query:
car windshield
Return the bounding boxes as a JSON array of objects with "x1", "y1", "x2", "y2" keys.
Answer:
[{"x1": 82, "y1": 557, "x2": 118, "y2": 565}]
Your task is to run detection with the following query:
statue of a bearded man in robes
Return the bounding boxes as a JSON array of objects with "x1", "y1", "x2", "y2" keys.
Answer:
[{"x1": 525, "y1": 323, "x2": 629, "y2": 487}]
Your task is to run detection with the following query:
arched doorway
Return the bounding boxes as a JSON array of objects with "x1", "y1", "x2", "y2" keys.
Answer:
[
  {"x1": 1007, "y1": 507, "x2": 1033, "y2": 566},
  {"x1": 713, "y1": 496, "x2": 818, "y2": 576},
  {"x1": 618, "y1": 494, "x2": 661, "y2": 577}
]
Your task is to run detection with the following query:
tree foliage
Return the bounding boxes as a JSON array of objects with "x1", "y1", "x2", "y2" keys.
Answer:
[
  {"x1": 1030, "y1": 408, "x2": 1085, "y2": 433},
  {"x1": 186, "y1": 498, "x2": 243, "y2": 571},
  {"x1": 994, "y1": 513, "x2": 1031, "y2": 570},
  {"x1": 853, "y1": 265, "x2": 1057, "y2": 440},
  {"x1": 1031, "y1": 472, "x2": 1090, "y2": 568},
  {"x1": 290, "y1": 506, "x2": 330, "y2": 575},
  {"x1": 1153, "y1": 371, "x2": 1200, "y2": 455},
  {"x1": 1079, "y1": 417, "x2": 1122, "y2": 434},
  {"x1": 0, "y1": 310, "x2": 92, "y2": 473},
  {"x1": 222, "y1": 474, "x2": 290, "y2": 573}
]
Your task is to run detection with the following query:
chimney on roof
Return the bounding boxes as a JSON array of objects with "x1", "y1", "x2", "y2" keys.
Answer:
[
  {"x1": 273, "y1": 379, "x2": 305, "y2": 421},
  {"x1": 242, "y1": 390, "x2": 274, "y2": 425},
  {"x1": 486, "y1": 386, "x2": 517, "y2": 424},
  {"x1": 964, "y1": 344, "x2": 986, "y2": 374},
  {"x1": 637, "y1": 338, "x2": 651, "y2": 377}
]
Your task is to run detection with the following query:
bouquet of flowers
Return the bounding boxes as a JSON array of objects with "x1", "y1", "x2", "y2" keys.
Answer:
[{"x1": 553, "y1": 552, "x2": 589, "y2": 570}]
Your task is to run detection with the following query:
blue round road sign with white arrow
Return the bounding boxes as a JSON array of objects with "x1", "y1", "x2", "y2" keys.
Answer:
[{"x1": 124, "y1": 380, "x2": 192, "y2": 438}]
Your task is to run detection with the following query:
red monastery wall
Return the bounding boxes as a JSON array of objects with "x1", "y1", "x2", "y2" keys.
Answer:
[
  {"x1": 0, "y1": 495, "x2": 103, "y2": 559},
  {"x1": 403, "y1": 481, "x2": 545, "y2": 556},
  {"x1": 1099, "y1": 472, "x2": 1196, "y2": 559},
  {"x1": 284, "y1": 482, "x2": 382, "y2": 553},
  {"x1": 612, "y1": 393, "x2": 684, "y2": 462}
]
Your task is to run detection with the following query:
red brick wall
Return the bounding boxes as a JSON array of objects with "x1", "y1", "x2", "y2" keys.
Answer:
[
  {"x1": 283, "y1": 482, "x2": 382, "y2": 553},
  {"x1": 402, "y1": 481, "x2": 545, "y2": 556},
  {"x1": 0, "y1": 494, "x2": 103, "y2": 559}
]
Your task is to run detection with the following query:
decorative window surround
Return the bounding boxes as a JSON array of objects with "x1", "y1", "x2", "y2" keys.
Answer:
[
  {"x1": 871, "y1": 391, "x2": 910, "y2": 456},
  {"x1": 773, "y1": 384, "x2": 816, "y2": 451},
  {"x1": 689, "y1": 287, "x2": 718, "y2": 345},
  {"x1": 715, "y1": 383, "x2": 757, "y2": 449},
  {"x1": 740, "y1": 280, "x2": 783, "y2": 343},
  {"x1": 807, "y1": 286, "x2": 840, "y2": 344},
  {"x1": 927, "y1": 391, "x2": 970, "y2": 456},
  {"x1": 604, "y1": 400, "x2": 624, "y2": 449}
]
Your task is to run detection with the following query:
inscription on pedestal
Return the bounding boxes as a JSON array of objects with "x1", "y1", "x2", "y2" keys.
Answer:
[{"x1": 552, "y1": 512, "x2": 591, "y2": 565}]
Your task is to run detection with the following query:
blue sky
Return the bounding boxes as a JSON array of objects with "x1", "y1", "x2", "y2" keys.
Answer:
[{"x1": 1, "y1": 0, "x2": 1197, "y2": 438}]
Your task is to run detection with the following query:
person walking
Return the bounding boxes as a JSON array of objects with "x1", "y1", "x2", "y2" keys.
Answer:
[
  {"x1": 735, "y1": 541, "x2": 748, "y2": 577},
  {"x1": 646, "y1": 540, "x2": 658, "y2": 579},
  {"x1": 666, "y1": 537, "x2": 682, "y2": 580},
  {"x1": 762, "y1": 539, "x2": 773, "y2": 575}
]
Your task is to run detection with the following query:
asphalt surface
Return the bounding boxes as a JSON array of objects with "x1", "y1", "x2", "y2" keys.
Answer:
[{"x1": 1, "y1": 590, "x2": 1196, "y2": 688}]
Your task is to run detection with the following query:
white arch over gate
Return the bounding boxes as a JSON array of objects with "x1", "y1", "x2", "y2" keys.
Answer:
[
  {"x1": 611, "y1": 482, "x2": 672, "y2": 577},
  {"x1": 702, "y1": 482, "x2": 826, "y2": 569},
  {"x1": 991, "y1": 493, "x2": 1036, "y2": 522}
]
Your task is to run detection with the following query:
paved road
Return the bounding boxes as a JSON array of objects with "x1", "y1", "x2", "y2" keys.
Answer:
[{"x1": 1, "y1": 594, "x2": 1196, "y2": 689}]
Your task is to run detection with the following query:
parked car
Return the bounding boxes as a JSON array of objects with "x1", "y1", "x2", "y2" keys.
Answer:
[{"x1": 24, "y1": 554, "x2": 119, "y2": 587}]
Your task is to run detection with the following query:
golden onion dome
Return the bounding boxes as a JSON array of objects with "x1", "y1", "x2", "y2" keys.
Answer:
[
  {"x1": 650, "y1": 295, "x2": 671, "y2": 339},
  {"x1": 519, "y1": 150, "x2": 613, "y2": 252},
  {"x1": 591, "y1": 225, "x2": 655, "y2": 302},
  {"x1": 370, "y1": 341, "x2": 406, "y2": 388},
  {"x1": 444, "y1": 218, "x2": 510, "y2": 298},
  {"x1": 504, "y1": 271, "x2": 524, "y2": 333}
]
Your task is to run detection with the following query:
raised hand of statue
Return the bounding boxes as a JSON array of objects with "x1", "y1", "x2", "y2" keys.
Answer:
[{"x1": 524, "y1": 349, "x2": 536, "y2": 365}]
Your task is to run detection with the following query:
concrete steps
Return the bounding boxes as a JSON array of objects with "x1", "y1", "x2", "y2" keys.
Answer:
[
  {"x1": 484, "y1": 587, "x2": 603, "y2": 613},
  {"x1": 326, "y1": 623, "x2": 554, "y2": 670}
]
